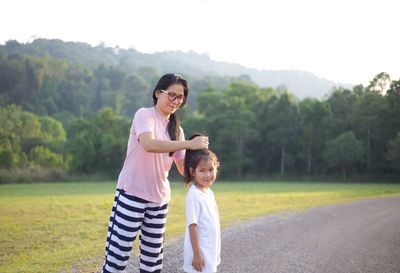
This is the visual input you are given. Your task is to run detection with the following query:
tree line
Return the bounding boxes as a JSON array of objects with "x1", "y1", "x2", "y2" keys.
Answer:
[
  {"x1": 0, "y1": 47, "x2": 399, "y2": 182},
  {"x1": 184, "y1": 74, "x2": 400, "y2": 180}
]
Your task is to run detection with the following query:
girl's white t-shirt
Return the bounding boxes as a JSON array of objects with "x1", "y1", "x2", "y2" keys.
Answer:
[{"x1": 183, "y1": 184, "x2": 221, "y2": 273}]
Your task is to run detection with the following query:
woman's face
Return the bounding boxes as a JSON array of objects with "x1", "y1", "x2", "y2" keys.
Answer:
[{"x1": 155, "y1": 83, "x2": 185, "y2": 117}]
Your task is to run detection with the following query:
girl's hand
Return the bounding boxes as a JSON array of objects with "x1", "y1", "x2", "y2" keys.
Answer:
[
  {"x1": 192, "y1": 253, "x2": 205, "y2": 272},
  {"x1": 189, "y1": 136, "x2": 209, "y2": 150}
]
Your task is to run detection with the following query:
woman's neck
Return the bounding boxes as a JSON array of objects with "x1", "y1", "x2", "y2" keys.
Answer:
[{"x1": 154, "y1": 105, "x2": 170, "y2": 120}]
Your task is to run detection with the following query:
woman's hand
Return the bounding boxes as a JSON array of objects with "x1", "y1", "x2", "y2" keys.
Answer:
[
  {"x1": 192, "y1": 253, "x2": 205, "y2": 272},
  {"x1": 139, "y1": 133, "x2": 207, "y2": 153},
  {"x1": 188, "y1": 136, "x2": 209, "y2": 150}
]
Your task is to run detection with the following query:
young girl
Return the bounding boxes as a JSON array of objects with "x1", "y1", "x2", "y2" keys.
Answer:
[
  {"x1": 183, "y1": 135, "x2": 221, "y2": 273},
  {"x1": 101, "y1": 74, "x2": 209, "y2": 273}
]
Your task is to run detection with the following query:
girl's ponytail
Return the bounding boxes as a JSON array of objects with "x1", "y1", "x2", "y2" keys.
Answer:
[{"x1": 183, "y1": 148, "x2": 194, "y2": 185}]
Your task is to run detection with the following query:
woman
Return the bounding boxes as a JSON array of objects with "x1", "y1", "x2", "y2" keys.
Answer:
[{"x1": 102, "y1": 74, "x2": 208, "y2": 273}]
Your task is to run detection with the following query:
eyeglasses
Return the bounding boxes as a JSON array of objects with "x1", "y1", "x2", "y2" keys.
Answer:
[{"x1": 160, "y1": 89, "x2": 185, "y2": 103}]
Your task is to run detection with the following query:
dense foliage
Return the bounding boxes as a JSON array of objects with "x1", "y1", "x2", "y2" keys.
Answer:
[{"x1": 1, "y1": 40, "x2": 399, "y2": 182}]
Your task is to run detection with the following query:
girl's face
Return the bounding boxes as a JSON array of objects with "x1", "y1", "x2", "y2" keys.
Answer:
[
  {"x1": 191, "y1": 158, "x2": 217, "y2": 191},
  {"x1": 155, "y1": 83, "x2": 185, "y2": 117}
]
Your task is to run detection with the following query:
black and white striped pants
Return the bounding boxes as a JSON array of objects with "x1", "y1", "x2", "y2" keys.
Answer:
[{"x1": 102, "y1": 189, "x2": 168, "y2": 273}]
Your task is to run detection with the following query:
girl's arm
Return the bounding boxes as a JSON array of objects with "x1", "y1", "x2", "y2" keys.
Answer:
[
  {"x1": 189, "y1": 224, "x2": 204, "y2": 272},
  {"x1": 139, "y1": 133, "x2": 208, "y2": 153}
]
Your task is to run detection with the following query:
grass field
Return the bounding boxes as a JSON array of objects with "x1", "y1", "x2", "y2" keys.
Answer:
[{"x1": 1, "y1": 181, "x2": 400, "y2": 273}]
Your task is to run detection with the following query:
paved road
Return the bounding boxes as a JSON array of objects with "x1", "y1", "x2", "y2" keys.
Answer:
[{"x1": 126, "y1": 196, "x2": 400, "y2": 273}]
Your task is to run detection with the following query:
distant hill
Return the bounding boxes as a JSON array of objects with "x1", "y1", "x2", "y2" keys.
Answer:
[
  {"x1": 0, "y1": 39, "x2": 352, "y2": 98},
  {"x1": 151, "y1": 51, "x2": 354, "y2": 99}
]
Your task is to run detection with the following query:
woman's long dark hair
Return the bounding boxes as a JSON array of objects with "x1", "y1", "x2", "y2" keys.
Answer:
[
  {"x1": 153, "y1": 74, "x2": 188, "y2": 156},
  {"x1": 184, "y1": 134, "x2": 218, "y2": 185}
]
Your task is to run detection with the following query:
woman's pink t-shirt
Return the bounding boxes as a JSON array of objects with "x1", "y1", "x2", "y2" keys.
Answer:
[{"x1": 116, "y1": 106, "x2": 185, "y2": 203}]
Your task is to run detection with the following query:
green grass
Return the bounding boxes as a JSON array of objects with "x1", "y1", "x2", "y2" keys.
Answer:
[{"x1": 1, "y1": 181, "x2": 400, "y2": 273}]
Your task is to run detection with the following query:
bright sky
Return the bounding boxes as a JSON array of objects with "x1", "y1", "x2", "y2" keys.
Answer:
[{"x1": 1, "y1": 0, "x2": 399, "y2": 85}]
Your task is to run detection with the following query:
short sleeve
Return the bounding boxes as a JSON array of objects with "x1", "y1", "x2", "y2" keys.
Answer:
[
  {"x1": 186, "y1": 190, "x2": 201, "y2": 226},
  {"x1": 173, "y1": 127, "x2": 186, "y2": 161},
  {"x1": 133, "y1": 108, "x2": 154, "y2": 139}
]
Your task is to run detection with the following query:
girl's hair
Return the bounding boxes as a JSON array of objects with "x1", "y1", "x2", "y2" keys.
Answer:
[
  {"x1": 152, "y1": 73, "x2": 188, "y2": 156},
  {"x1": 184, "y1": 134, "x2": 219, "y2": 185}
]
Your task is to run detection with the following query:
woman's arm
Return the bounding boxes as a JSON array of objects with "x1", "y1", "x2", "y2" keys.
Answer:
[
  {"x1": 189, "y1": 224, "x2": 204, "y2": 272},
  {"x1": 175, "y1": 159, "x2": 184, "y2": 176},
  {"x1": 139, "y1": 133, "x2": 208, "y2": 153}
]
